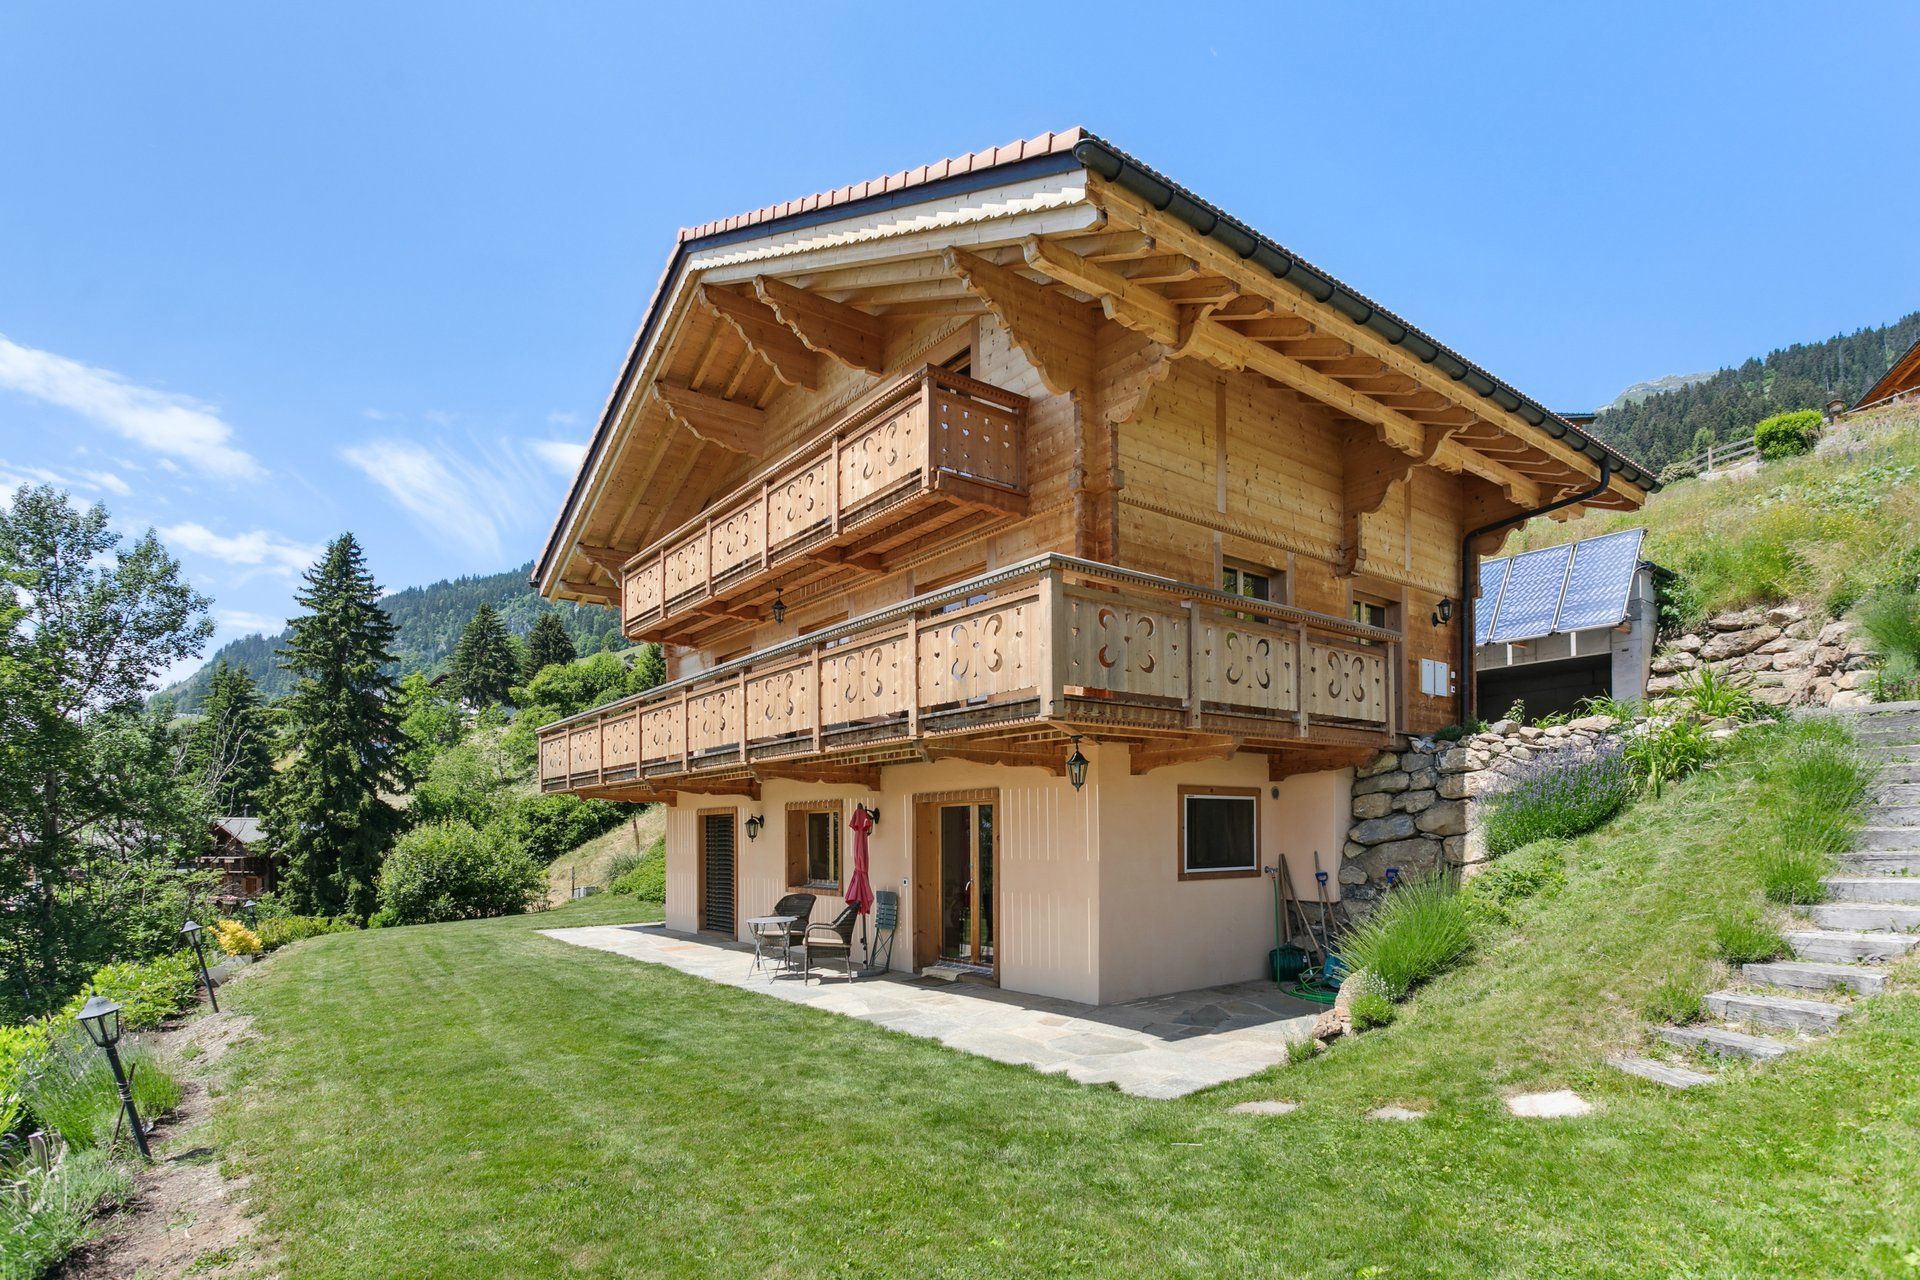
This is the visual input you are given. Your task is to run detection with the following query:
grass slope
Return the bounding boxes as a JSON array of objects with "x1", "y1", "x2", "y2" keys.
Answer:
[
  {"x1": 543, "y1": 806, "x2": 665, "y2": 906},
  {"x1": 1513, "y1": 402, "x2": 1920, "y2": 626},
  {"x1": 216, "y1": 738, "x2": 1920, "y2": 1279}
]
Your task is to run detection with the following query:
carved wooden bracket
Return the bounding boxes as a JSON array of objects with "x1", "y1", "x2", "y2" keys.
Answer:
[
  {"x1": 651, "y1": 381, "x2": 767, "y2": 455},
  {"x1": 698, "y1": 283, "x2": 822, "y2": 389},
  {"x1": 752, "y1": 275, "x2": 886, "y2": 375},
  {"x1": 942, "y1": 247, "x2": 1096, "y2": 396}
]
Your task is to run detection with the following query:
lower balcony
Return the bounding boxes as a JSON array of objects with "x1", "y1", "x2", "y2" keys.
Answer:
[{"x1": 541, "y1": 555, "x2": 1399, "y2": 799}]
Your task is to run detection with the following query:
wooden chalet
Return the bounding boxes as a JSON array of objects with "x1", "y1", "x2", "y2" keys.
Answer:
[
  {"x1": 1854, "y1": 333, "x2": 1920, "y2": 414},
  {"x1": 200, "y1": 816, "x2": 276, "y2": 907},
  {"x1": 533, "y1": 130, "x2": 1654, "y2": 1003}
]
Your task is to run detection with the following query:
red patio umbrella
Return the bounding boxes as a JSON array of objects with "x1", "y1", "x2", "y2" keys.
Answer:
[{"x1": 846, "y1": 803, "x2": 876, "y2": 967}]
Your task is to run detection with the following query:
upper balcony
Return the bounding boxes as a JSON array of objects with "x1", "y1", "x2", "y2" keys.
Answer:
[
  {"x1": 619, "y1": 364, "x2": 1029, "y2": 645},
  {"x1": 541, "y1": 555, "x2": 1399, "y2": 799}
]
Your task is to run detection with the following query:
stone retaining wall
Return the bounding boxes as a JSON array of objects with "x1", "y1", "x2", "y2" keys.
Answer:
[{"x1": 1340, "y1": 600, "x2": 1879, "y2": 918}]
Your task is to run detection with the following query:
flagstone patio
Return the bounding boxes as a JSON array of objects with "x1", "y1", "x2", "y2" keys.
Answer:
[{"x1": 540, "y1": 922, "x2": 1322, "y2": 1098}]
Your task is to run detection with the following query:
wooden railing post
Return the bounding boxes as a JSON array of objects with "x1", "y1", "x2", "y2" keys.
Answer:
[
  {"x1": 810, "y1": 647, "x2": 823, "y2": 755},
  {"x1": 1295, "y1": 623, "x2": 1310, "y2": 737},
  {"x1": 1185, "y1": 599, "x2": 1201, "y2": 727},
  {"x1": 907, "y1": 612, "x2": 923, "y2": 739}
]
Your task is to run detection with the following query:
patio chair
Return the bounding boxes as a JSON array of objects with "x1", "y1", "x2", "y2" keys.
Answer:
[
  {"x1": 747, "y1": 893, "x2": 816, "y2": 976},
  {"x1": 801, "y1": 905, "x2": 859, "y2": 984},
  {"x1": 867, "y1": 890, "x2": 899, "y2": 974}
]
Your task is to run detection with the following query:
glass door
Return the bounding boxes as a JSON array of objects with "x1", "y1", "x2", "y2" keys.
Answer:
[{"x1": 934, "y1": 802, "x2": 994, "y2": 969}]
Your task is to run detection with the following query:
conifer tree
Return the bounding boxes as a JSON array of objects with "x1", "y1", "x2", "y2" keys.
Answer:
[
  {"x1": 188, "y1": 660, "x2": 276, "y2": 815},
  {"x1": 270, "y1": 533, "x2": 404, "y2": 917},
  {"x1": 631, "y1": 641, "x2": 666, "y2": 694},
  {"x1": 523, "y1": 610, "x2": 576, "y2": 679},
  {"x1": 451, "y1": 602, "x2": 518, "y2": 707}
]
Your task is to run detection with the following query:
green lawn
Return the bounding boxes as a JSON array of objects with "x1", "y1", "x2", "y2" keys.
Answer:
[{"x1": 216, "y1": 736, "x2": 1920, "y2": 1279}]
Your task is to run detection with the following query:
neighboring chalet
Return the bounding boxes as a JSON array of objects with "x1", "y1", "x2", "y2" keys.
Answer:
[
  {"x1": 533, "y1": 130, "x2": 1655, "y2": 1003},
  {"x1": 1853, "y1": 332, "x2": 1920, "y2": 413},
  {"x1": 200, "y1": 816, "x2": 275, "y2": 907}
]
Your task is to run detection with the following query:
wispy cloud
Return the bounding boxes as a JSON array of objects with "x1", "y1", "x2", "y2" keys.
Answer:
[
  {"x1": 0, "y1": 459, "x2": 132, "y2": 499},
  {"x1": 160, "y1": 521, "x2": 323, "y2": 577},
  {"x1": 214, "y1": 608, "x2": 284, "y2": 636},
  {"x1": 546, "y1": 409, "x2": 581, "y2": 427},
  {"x1": 341, "y1": 437, "x2": 542, "y2": 561},
  {"x1": 528, "y1": 439, "x2": 587, "y2": 476},
  {"x1": 80, "y1": 469, "x2": 131, "y2": 496},
  {"x1": 0, "y1": 335, "x2": 262, "y2": 479}
]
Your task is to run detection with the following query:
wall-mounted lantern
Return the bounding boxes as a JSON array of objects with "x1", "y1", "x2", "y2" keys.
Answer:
[
  {"x1": 1065, "y1": 736, "x2": 1089, "y2": 791},
  {"x1": 744, "y1": 814, "x2": 764, "y2": 841},
  {"x1": 1430, "y1": 598, "x2": 1453, "y2": 627},
  {"x1": 771, "y1": 589, "x2": 787, "y2": 624},
  {"x1": 855, "y1": 802, "x2": 881, "y2": 826}
]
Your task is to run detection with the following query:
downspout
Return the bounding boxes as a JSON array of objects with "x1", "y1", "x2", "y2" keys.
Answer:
[{"x1": 1458, "y1": 459, "x2": 1613, "y2": 725}]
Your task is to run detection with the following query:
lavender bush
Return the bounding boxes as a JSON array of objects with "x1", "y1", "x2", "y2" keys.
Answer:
[{"x1": 1480, "y1": 737, "x2": 1634, "y2": 857}]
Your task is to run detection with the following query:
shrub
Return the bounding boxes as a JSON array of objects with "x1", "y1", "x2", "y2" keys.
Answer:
[
  {"x1": 1643, "y1": 965, "x2": 1705, "y2": 1024},
  {"x1": 213, "y1": 919, "x2": 263, "y2": 957},
  {"x1": 0, "y1": 1146, "x2": 131, "y2": 1280},
  {"x1": 376, "y1": 820, "x2": 547, "y2": 926},
  {"x1": 1753, "y1": 409, "x2": 1822, "y2": 460},
  {"x1": 59, "y1": 953, "x2": 200, "y2": 1032},
  {"x1": 1623, "y1": 716, "x2": 1713, "y2": 797},
  {"x1": 1349, "y1": 990, "x2": 1395, "y2": 1031},
  {"x1": 19, "y1": 1027, "x2": 182, "y2": 1150},
  {"x1": 1674, "y1": 666, "x2": 1759, "y2": 721},
  {"x1": 1, "y1": 1024, "x2": 49, "y2": 1138},
  {"x1": 255, "y1": 915, "x2": 358, "y2": 951},
  {"x1": 1657, "y1": 458, "x2": 1701, "y2": 486},
  {"x1": 1337, "y1": 875, "x2": 1475, "y2": 1000},
  {"x1": 1460, "y1": 840, "x2": 1567, "y2": 926},
  {"x1": 609, "y1": 839, "x2": 667, "y2": 900},
  {"x1": 489, "y1": 793, "x2": 629, "y2": 866},
  {"x1": 1479, "y1": 739, "x2": 1633, "y2": 857},
  {"x1": 1713, "y1": 908, "x2": 1788, "y2": 965},
  {"x1": 407, "y1": 742, "x2": 518, "y2": 829}
]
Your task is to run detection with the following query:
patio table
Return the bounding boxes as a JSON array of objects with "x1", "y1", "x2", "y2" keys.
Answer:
[{"x1": 745, "y1": 915, "x2": 799, "y2": 979}]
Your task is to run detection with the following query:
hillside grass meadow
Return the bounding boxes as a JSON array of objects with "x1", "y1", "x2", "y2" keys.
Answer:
[
  {"x1": 1512, "y1": 402, "x2": 1920, "y2": 627},
  {"x1": 207, "y1": 720, "x2": 1920, "y2": 1279}
]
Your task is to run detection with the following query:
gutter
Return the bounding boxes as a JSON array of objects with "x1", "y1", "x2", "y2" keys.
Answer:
[
  {"x1": 1455, "y1": 459, "x2": 1614, "y2": 725},
  {"x1": 1069, "y1": 136, "x2": 1659, "y2": 495}
]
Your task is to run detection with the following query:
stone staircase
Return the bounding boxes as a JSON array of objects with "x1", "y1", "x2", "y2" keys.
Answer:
[{"x1": 1614, "y1": 704, "x2": 1920, "y2": 1088}]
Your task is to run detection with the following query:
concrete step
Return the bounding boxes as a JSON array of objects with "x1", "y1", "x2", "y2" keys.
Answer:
[
  {"x1": 1856, "y1": 827, "x2": 1920, "y2": 851},
  {"x1": 1871, "y1": 783, "x2": 1920, "y2": 803},
  {"x1": 1705, "y1": 990, "x2": 1844, "y2": 1034},
  {"x1": 1658, "y1": 1024, "x2": 1795, "y2": 1062},
  {"x1": 1824, "y1": 875, "x2": 1920, "y2": 902},
  {"x1": 1741, "y1": 960, "x2": 1886, "y2": 995},
  {"x1": 1875, "y1": 765, "x2": 1920, "y2": 786},
  {"x1": 1786, "y1": 928, "x2": 1920, "y2": 961},
  {"x1": 1863, "y1": 746, "x2": 1920, "y2": 763},
  {"x1": 1610, "y1": 1056, "x2": 1718, "y2": 1089},
  {"x1": 1863, "y1": 805, "x2": 1920, "y2": 827},
  {"x1": 1806, "y1": 902, "x2": 1920, "y2": 931},
  {"x1": 1841, "y1": 852, "x2": 1920, "y2": 875}
]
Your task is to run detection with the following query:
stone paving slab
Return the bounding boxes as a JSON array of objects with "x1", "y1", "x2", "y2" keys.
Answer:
[{"x1": 541, "y1": 922, "x2": 1320, "y2": 1098}]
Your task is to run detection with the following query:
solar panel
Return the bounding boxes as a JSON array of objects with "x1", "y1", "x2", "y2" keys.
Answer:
[
  {"x1": 1476, "y1": 527, "x2": 1646, "y2": 645},
  {"x1": 1474, "y1": 557, "x2": 1512, "y2": 645},
  {"x1": 1555, "y1": 529, "x2": 1646, "y2": 633},
  {"x1": 1488, "y1": 543, "x2": 1574, "y2": 643}
]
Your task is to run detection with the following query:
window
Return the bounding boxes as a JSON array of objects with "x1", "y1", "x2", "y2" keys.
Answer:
[
  {"x1": 1221, "y1": 564, "x2": 1274, "y2": 603},
  {"x1": 1178, "y1": 786, "x2": 1260, "y2": 879},
  {"x1": 786, "y1": 801, "x2": 842, "y2": 890},
  {"x1": 1350, "y1": 592, "x2": 1397, "y2": 646}
]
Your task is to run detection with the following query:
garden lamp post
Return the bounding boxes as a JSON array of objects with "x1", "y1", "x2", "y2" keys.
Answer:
[
  {"x1": 77, "y1": 995, "x2": 151, "y2": 1160},
  {"x1": 180, "y1": 919, "x2": 218, "y2": 1013}
]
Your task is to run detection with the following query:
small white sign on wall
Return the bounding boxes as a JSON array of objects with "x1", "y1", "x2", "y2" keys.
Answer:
[{"x1": 1419, "y1": 659, "x2": 1454, "y2": 698}]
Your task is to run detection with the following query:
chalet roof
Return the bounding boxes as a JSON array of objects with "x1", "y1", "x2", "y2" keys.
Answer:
[
  {"x1": 1855, "y1": 333, "x2": 1920, "y2": 411},
  {"x1": 537, "y1": 129, "x2": 1656, "y2": 594},
  {"x1": 212, "y1": 816, "x2": 266, "y2": 845}
]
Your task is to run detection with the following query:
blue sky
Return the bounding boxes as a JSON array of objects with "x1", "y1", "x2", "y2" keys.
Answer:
[{"x1": 3, "y1": 2, "x2": 1917, "y2": 679}]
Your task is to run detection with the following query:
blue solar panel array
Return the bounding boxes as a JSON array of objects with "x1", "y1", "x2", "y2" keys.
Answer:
[{"x1": 1475, "y1": 528, "x2": 1645, "y2": 645}]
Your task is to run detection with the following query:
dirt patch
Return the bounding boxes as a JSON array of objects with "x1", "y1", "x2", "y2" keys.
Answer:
[{"x1": 57, "y1": 994, "x2": 273, "y2": 1280}]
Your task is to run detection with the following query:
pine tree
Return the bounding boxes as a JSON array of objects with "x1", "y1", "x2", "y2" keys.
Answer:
[
  {"x1": 523, "y1": 611, "x2": 576, "y2": 679},
  {"x1": 451, "y1": 602, "x2": 518, "y2": 707},
  {"x1": 631, "y1": 641, "x2": 666, "y2": 694},
  {"x1": 270, "y1": 533, "x2": 404, "y2": 918},
  {"x1": 188, "y1": 660, "x2": 276, "y2": 815}
]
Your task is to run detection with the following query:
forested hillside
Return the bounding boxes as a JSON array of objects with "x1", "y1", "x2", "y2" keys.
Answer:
[
  {"x1": 162, "y1": 563, "x2": 621, "y2": 709},
  {"x1": 1588, "y1": 310, "x2": 1920, "y2": 469}
]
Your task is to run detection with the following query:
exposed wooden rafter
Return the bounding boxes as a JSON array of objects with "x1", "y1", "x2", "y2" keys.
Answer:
[
  {"x1": 651, "y1": 381, "x2": 768, "y2": 455},
  {"x1": 923, "y1": 743, "x2": 1067, "y2": 775},
  {"x1": 942, "y1": 247, "x2": 1096, "y2": 396},
  {"x1": 751, "y1": 762, "x2": 882, "y2": 789},
  {"x1": 752, "y1": 275, "x2": 887, "y2": 375},
  {"x1": 1129, "y1": 735, "x2": 1238, "y2": 775},
  {"x1": 697, "y1": 283, "x2": 822, "y2": 389}
]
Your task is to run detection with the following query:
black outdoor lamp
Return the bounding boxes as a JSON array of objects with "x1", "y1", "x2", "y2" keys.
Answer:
[
  {"x1": 1065, "y1": 735, "x2": 1090, "y2": 791},
  {"x1": 77, "y1": 995, "x2": 151, "y2": 1161},
  {"x1": 1430, "y1": 597, "x2": 1453, "y2": 627},
  {"x1": 855, "y1": 802, "x2": 880, "y2": 826},
  {"x1": 744, "y1": 814, "x2": 765, "y2": 841},
  {"x1": 771, "y1": 589, "x2": 787, "y2": 625},
  {"x1": 241, "y1": 898, "x2": 258, "y2": 925},
  {"x1": 180, "y1": 919, "x2": 218, "y2": 1013}
]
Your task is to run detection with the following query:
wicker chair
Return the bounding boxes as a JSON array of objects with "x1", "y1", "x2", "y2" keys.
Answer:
[
  {"x1": 747, "y1": 893, "x2": 815, "y2": 975},
  {"x1": 801, "y1": 905, "x2": 859, "y2": 984}
]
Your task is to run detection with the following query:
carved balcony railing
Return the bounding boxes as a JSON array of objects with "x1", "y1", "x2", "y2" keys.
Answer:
[
  {"x1": 541, "y1": 555, "x2": 1399, "y2": 795},
  {"x1": 620, "y1": 365, "x2": 1028, "y2": 643}
]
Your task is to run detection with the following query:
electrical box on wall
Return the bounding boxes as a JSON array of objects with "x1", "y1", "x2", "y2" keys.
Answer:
[{"x1": 1419, "y1": 659, "x2": 1454, "y2": 697}]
